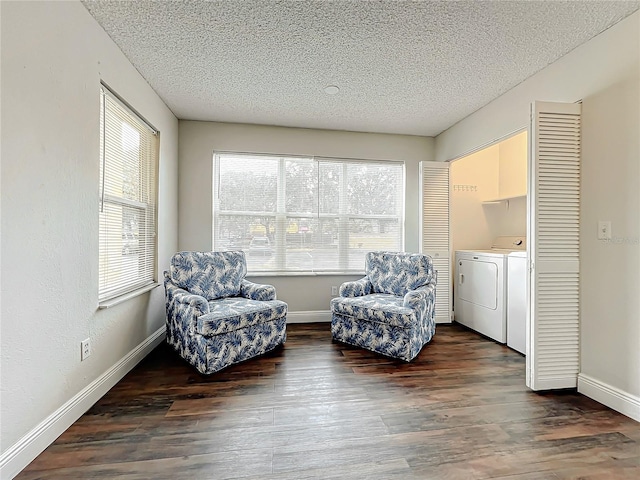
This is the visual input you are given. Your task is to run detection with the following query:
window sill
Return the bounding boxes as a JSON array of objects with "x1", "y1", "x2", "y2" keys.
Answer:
[
  {"x1": 98, "y1": 282, "x2": 161, "y2": 309},
  {"x1": 246, "y1": 271, "x2": 365, "y2": 278}
]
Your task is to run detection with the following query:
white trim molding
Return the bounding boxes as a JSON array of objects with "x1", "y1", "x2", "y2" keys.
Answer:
[
  {"x1": 0, "y1": 327, "x2": 166, "y2": 480},
  {"x1": 578, "y1": 373, "x2": 640, "y2": 422},
  {"x1": 287, "y1": 310, "x2": 331, "y2": 323}
]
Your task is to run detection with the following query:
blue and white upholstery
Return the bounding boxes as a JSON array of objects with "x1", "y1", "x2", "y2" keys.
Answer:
[
  {"x1": 164, "y1": 251, "x2": 287, "y2": 374},
  {"x1": 330, "y1": 251, "x2": 437, "y2": 361}
]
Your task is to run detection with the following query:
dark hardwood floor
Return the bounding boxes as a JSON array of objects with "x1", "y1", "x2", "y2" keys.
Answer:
[{"x1": 18, "y1": 323, "x2": 639, "y2": 479}]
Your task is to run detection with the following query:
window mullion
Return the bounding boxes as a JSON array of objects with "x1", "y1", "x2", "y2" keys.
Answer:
[
  {"x1": 338, "y1": 163, "x2": 348, "y2": 271},
  {"x1": 275, "y1": 157, "x2": 287, "y2": 270}
]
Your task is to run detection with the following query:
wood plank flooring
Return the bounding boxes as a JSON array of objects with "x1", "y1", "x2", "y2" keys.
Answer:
[{"x1": 17, "y1": 323, "x2": 639, "y2": 479}]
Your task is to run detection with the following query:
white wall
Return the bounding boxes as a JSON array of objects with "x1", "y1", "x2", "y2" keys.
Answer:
[
  {"x1": 581, "y1": 75, "x2": 639, "y2": 401},
  {"x1": 435, "y1": 11, "x2": 640, "y2": 415},
  {"x1": 0, "y1": 0, "x2": 178, "y2": 473},
  {"x1": 490, "y1": 196, "x2": 527, "y2": 238},
  {"x1": 493, "y1": 132, "x2": 528, "y2": 238},
  {"x1": 450, "y1": 145, "x2": 500, "y2": 253},
  {"x1": 179, "y1": 121, "x2": 433, "y2": 312},
  {"x1": 498, "y1": 132, "x2": 528, "y2": 199}
]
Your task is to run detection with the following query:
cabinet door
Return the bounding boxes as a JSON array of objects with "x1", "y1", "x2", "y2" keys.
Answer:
[
  {"x1": 420, "y1": 161, "x2": 452, "y2": 323},
  {"x1": 527, "y1": 101, "x2": 581, "y2": 390}
]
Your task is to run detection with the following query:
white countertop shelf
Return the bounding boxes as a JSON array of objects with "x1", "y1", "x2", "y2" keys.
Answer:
[{"x1": 482, "y1": 194, "x2": 526, "y2": 204}]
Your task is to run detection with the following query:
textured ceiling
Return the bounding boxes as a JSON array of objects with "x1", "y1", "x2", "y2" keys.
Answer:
[{"x1": 82, "y1": 0, "x2": 639, "y2": 136}]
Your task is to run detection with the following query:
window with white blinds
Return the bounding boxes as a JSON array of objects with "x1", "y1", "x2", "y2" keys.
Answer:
[
  {"x1": 99, "y1": 85, "x2": 158, "y2": 303},
  {"x1": 213, "y1": 153, "x2": 404, "y2": 273}
]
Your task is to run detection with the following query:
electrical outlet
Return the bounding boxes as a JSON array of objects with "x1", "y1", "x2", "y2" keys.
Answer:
[
  {"x1": 81, "y1": 338, "x2": 91, "y2": 361},
  {"x1": 331, "y1": 286, "x2": 338, "y2": 296},
  {"x1": 598, "y1": 221, "x2": 612, "y2": 240}
]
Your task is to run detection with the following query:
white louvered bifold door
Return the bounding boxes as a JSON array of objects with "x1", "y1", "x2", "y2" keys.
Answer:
[
  {"x1": 420, "y1": 161, "x2": 452, "y2": 323},
  {"x1": 527, "y1": 101, "x2": 581, "y2": 391}
]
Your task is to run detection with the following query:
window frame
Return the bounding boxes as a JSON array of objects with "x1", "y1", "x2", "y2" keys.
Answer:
[{"x1": 213, "y1": 151, "x2": 405, "y2": 275}]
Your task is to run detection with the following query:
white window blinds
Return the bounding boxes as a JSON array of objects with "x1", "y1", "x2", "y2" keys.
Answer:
[
  {"x1": 99, "y1": 86, "x2": 158, "y2": 302},
  {"x1": 213, "y1": 153, "x2": 404, "y2": 273}
]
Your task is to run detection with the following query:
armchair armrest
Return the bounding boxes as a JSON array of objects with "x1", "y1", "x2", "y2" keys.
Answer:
[
  {"x1": 164, "y1": 272, "x2": 210, "y2": 316},
  {"x1": 339, "y1": 277, "x2": 372, "y2": 297},
  {"x1": 403, "y1": 284, "x2": 436, "y2": 311},
  {"x1": 241, "y1": 279, "x2": 277, "y2": 301}
]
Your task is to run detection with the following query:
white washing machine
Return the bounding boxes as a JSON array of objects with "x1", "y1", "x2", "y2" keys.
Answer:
[{"x1": 454, "y1": 236, "x2": 526, "y2": 343}]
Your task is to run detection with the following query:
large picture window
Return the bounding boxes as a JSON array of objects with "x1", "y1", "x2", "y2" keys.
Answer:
[
  {"x1": 213, "y1": 153, "x2": 404, "y2": 273},
  {"x1": 99, "y1": 85, "x2": 158, "y2": 303}
]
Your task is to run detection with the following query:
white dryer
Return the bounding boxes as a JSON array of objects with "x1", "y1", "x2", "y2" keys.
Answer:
[{"x1": 454, "y1": 236, "x2": 526, "y2": 343}]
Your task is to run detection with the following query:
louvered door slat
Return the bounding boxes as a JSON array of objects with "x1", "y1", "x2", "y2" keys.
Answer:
[
  {"x1": 420, "y1": 161, "x2": 452, "y2": 323},
  {"x1": 527, "y1": 101, "x2": 581, "y2": 391}
]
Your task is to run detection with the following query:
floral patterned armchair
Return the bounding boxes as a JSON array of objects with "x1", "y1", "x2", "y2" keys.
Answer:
[
  {"x1": 330, "y1": 251, "x2": 436, "y2": 361},
  {"x1": 164, "y1": 251, "x2": 287, "y2": 374}
]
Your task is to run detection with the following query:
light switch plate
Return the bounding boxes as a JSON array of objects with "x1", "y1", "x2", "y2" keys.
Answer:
[{"x1": 598, "y1": 221, "x2": 612, "y2": 240}]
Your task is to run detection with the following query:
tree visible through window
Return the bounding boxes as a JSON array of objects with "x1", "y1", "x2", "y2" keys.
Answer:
[
  {"x1": 213, "y1": 153, "x2": 404, "y2": 273},
  {"x1": 99, "y1": 85, "x2": 158, "y2": 302}
]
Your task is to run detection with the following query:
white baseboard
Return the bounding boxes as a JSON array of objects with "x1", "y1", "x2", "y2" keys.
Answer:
[
  {"x1": 578, "y1": 373, "x2": 640, "y2": 422},
  {"x1": 287, "y1": 310, "x2": 331, "y2": 323},
  {"x1": 0, "y1": 327, "x2": 166, "y2": 480}
]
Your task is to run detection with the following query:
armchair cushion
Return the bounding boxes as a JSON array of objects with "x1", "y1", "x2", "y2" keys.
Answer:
[
  {"x1": 366, "y1": 251, "x2": 434, "y2": 296},
  {"x1": 198, "y1": 298, "x2": 287, "y2": 336},
  {"x1": 170, "y1": 251, "x2": 246, "y2": 300},
  {"x1": 330, "y1": 293, "x2": 415, "y2": 329}
]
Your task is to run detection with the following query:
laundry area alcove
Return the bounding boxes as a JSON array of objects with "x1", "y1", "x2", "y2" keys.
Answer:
[{"x1": 450, "y1": 131, "x2": 528, "y2": 354}]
